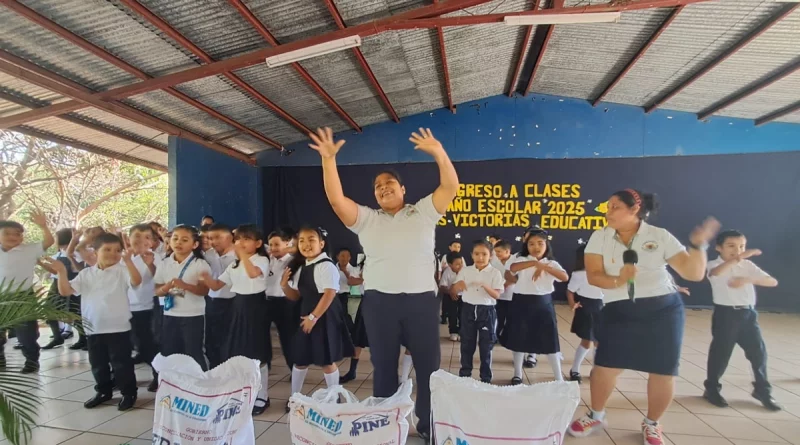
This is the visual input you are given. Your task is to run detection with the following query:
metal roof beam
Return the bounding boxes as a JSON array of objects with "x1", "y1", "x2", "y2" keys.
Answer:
[
  {"x1": 10, "y1": 126, "x2": 167, "y2": 172},
  {"x1": 755, "y1": 101, "x2": 800, "y2": 126},
  {"x1": 432, "y1": 0, "x2": 455, "y2": 113},
  {"x1": 0, "y1": 50, "x2": 252, "y2": 163},
  {"x1": 322, "y1": 0, "x2": 400, "y2": 122},
  {"x1": 0, "y1": 0, "x2": 493, "y2": 118},
  {"x1": 228, "y1": 0, "x2": 362, "y2": 132},
  {"x1": 523, "y1": 0, "x2": 562, "y2": 96},
  {"x1": 644, "y1": 3, "x2": 799, "y2": 114},
  {"x1": 3, "y1": 0, "x2": 283, "y2": 149},
  {"x1": 120, "y1": 0, "x2": 314, "y2": 137},
  {"x1": 507, "y1": 0, "x2": 542, "y2": 97},
  {"x1": 697, "y1": 59, "x2": 800, "y2": 121},
  {"x1": 0, "y1": 90, "x2": 166, "y2": 152},
  {"x1": 592, "y1": 6, "x2": 683, "y2": 106}
]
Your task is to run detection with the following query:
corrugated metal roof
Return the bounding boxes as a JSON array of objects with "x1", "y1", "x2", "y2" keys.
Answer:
[{"x1": 2, "y1": 0, "x2": 800, "y2": 169}]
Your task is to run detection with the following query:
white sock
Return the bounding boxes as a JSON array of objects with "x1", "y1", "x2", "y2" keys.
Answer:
[
  {"x1": 549, "y1": 353, "x2": 563, "y2": 381},
  {"x1": 256, "y1": 367, "x2": 269, "y2": 404},
  {"x1": 291, "y1": 367, "x2": 308, "y2": 396},
  {"x1": 591, "y1": 409, "x2": 606, "y2": 421},
  {"x1": 528, "y1": 353, "x2": 536, "y2": 361},
  {"x1": 400, "y1": 354, "x2": 413, "y2": 381},
  {"x1": 513, "y1": 352, "x2": 524, "y2": 378},
  {"x1": 324, "y1": 369, "x2": 340, "y2": 388},
  {"x1": 644, "y1": 417, "x2": 658, "y2": 426},
  {"x1": 572, "y1": 346, "x2": 591, "y2": 373}
]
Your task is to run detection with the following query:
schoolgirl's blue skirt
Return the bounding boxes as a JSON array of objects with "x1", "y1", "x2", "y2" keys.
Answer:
[{"x1": 595, "y1": 293, "x2": 684, "y2": 376}]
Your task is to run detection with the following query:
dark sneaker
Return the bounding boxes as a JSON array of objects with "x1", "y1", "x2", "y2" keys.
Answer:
[
  {"x1": 69, "y1": 340, "x2": 87, "y2": 351},
  {"x1": 752, "y1": 391, "x2": 782, "y2": 411},
  {"x1": 20, "y1": 361, "x2": 39, "y2": 374},
  {"x1": 118, "y1": 395, "x2": 137, "y2": 411},
  {"x1": 42, "y1": 338, "x2": 65, "y2": 350},
  {"x1": 84, "y1": 393, "x2": 112, "y2": 409},
  {"x1": 285, "y1": 400, "x2": 291, "y2": 413},
  {"x1": 703, "y1": 390, "x2": 729, "y2": 408}
]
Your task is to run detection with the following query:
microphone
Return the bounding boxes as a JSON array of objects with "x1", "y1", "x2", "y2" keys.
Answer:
[{"x1": 622, "y1": 250, "x2": 638, "y2": 302}]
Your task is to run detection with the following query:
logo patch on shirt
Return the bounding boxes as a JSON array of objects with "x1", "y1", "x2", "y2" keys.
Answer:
[{"x1": 641, "y1": 241, "x2": 659, "y2": 252}]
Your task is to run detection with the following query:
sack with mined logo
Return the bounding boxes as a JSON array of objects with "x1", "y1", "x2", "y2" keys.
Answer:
[
  {"x1": 430, "y1": 370, "x2": 580, "y2": 445},
  {"x1": 152, "y1": 354, "x2": 261, "y2": 445},
  {"x1": 288, "y1": 379, "x2": 414, "y2": 445}
]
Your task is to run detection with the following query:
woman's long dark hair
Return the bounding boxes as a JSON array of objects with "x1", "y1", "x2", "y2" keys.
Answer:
[
  {"x1": 232, "y1": 224, "x2": 267, "y2": 269},
  {"x1": 521, "y1": 229, "x2": 554, "y2": 260},
  {"x1": 171, "y1": 224, "x2": 205, "y2": 261},
  {"x1": 287, "y1": 225, "x2": 329, "y2": 275},
  {"x1": 573, "y1": 245, "x2": 587, "y2": 271}
]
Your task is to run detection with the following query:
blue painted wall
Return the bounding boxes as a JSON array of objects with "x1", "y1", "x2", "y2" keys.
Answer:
[
  {"x1": 168, "y1": 136, "x2": 262, "y2": 228},
  {"x1": 256, "y1": 93, "x2": 800, "y2": 166}
]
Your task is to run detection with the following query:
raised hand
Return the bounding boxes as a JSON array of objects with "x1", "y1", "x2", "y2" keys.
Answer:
[
  {"x1": 40, "y1": 256, "x2": 66, "y2": 273},
  {"x1": 409, "y1": 128, "x2": 444, "y2": 156},
  {"x1": 308, "y1": 127, "x2": 345, "y2": 159},
  {"x1": 141, "y1": 251, "x2": 155, "y2": 266},
  {"x1": 739, "y1": 249, "x2": 762, "y2": 260},
  {"x1": 30, "y1": 210, "x2": 48, "y2": 228},
  {"x1": 280, "y1": 267, "x2": 292, "y2": 287},
  {"x1": 689, "y1": 217, "x2": 721, "y2": 248},
  {"x1": 122, "y1": 249, "x2": 134, "y2": 263}
]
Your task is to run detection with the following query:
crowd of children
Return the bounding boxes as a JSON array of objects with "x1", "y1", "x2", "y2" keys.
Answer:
[{"x1": 0, "y1": 207, "x2": 783, "y2": 428}]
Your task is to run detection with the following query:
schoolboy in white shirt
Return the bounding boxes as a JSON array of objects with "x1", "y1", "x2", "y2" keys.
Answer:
[
  {"x1": 451, "y1": 240, "x2": 505, "y2": 383},
  {"x1": 440, "y1": 252, "x2": 464, "y2": 342},
  {"x1": 46, "y1": 233, "x2": 142, "y2": 411},
  {"x1": 703, "y1": 229, "x2": 780, "y2": 411},
  {"x1": 0, "y1": 212, "x2": 54, "y2": 373},
  {"x1": 127, "y1": 224, "x2": 160, "y2": 392},
  {"x1": 206, "y1": 223, "x2": 236, "y2": 369}
]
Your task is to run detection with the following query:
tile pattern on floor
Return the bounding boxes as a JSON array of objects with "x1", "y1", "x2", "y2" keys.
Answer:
[{"x1": 1, "y1": 306, "x2": 799, "y2": 445}]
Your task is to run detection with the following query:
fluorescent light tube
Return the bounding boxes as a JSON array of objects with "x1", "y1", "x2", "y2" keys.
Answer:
[
  {"x1": 265, "y1": 36, "x2": 362, "y2": 68},
  {"x1": 504, "y1": 12, "x2": 621, "y2": 26}
]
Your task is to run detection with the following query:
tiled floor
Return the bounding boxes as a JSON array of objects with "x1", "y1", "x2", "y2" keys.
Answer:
[{"x1": 2, "y1": 305, "x2": 800, "y2": 445}]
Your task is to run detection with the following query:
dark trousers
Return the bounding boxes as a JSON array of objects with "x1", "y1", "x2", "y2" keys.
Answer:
[
  {"x1": 152, "y1": 298, "x2": 163, "y2": 349},
  {"x1": 87, "y1": 332, "x2": 137, "y2": 397},
  {"x1": 705, "y1": 306, "x2": 771, "y2": 396},
  {"x1": 495, "y1": 299, "x2": 510, "y2": 339},
  {"x1": 443, "y1": 294, "x2": 462, "y2": 335},
  {"x1": 0, "y1": 321, "x2": 39, "y2": 363},
  {"x1": 338, "y1": 293, "x2": 355, "y2": 333},
  {"x1": 130, "y1": 309, "x2": 157, "y2": 376},
  {"x1": 362, "y1": 291, "x2": 440, "y2": 434},
  {"x1": 265, "y1": 297, "x2": 299, "y2": 369},
  {"x1": 459, "y1": 303, "x2": 497, "y2": 382},
  {"x1": 161, "y1": 315, "x2": 208, "y2": 371},
  {"x1": 205, "y1": 297, "x2": 233, "y2": 368}
]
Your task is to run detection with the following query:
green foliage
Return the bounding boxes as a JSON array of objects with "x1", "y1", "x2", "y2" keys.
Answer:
[{"x1": 0, "y1": 280, "x2": 82, "y2": 445}]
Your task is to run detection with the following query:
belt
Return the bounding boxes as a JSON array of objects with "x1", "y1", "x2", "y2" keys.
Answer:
[
  {"x1": 716, "y1": 304, "x2": 754, "y2": 310},
  {"x1": 265, "y1": 296, "x2": 286, "y2": 301}
]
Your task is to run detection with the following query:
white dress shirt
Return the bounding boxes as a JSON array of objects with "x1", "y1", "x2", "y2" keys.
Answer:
[
  {"x1": 512, "y1": 256, "x2": 566, "y2": 295},
  {"x1": 337, "y1": 263, "x2": 358, "y2": 294},
  {"x1": 0, "y1": 242, "x2": 44, "y2": 290},
  {"x1": 219, "y1": 254, "x2": 269, "y2": 294},
  {"x1": 707, "y1": 257, "x2": 771, "y2": 307},
  {"x1": 567, "y1": 270, "x2": 604, "y2": 300},
  {"x1": 290, "y1": 253, "x2": 340, "y2": 293},
  {"x1": 349, "y1": 194, "x2": 442, "y2": 294},
  {"x1": 128, "y1": 253, "x2": 160, "y2": 311},
  {"x1": 491, "y1": 257, "x2": 515, "y2": 301},
  {"x1": 455, "y1": 264, "x2": 505, "y2": 306},
  {"x1": 265, "y1": 254, "x2": 293, "y2": 297},
  {"x1": 153, "y1": 254, "x2": 211, "y2": 317},
  {"x1": 585, "y1": 221, "x2": 685, "y2": 303},
  {"x1": 211, "y1": 249, "x2": 236, "y2": 299},
  {"x1": 70, "y1": 262, "x2": 134, "y2": 334}
]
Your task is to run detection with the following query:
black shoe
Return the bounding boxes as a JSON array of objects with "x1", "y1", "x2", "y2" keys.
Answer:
[
  {"x1": 84, "y1": 393, "x2": 112, "y2": 408},
  {"x1": 703, "y1": 390, "x2": 729, "y2": 408},
  {"x1": 42, "y1": 338, "x2": 65, "y2": 350},
  {"x1": 62, "y1": 331, "x2": 74, "y2": 340},
  {"x1": 69, "y1": 340, "x2": 87, "y2": 351},
  {"x1": 81, "y1": 344, "x2": 88, "y2": 351},
  {"x1": 523, "y1": 358, "x2": 537, "y2": 368},
  {"x1": 252, "y1": 398, "x2": 270, "y2": 415},
  {"x1": 13, "y1": 343, "x2": 22, "y2": 350},
  {"x1": 20, "y1": 361, "x2": 39, "y2": 374},
  {"x1": 148, "y1": 378, "x2": 159, "y2": 393},
  {"x1": 752, "y1": 391, "x2": 782, "y2": 411},
  {"x1": 440, "y1": 317, "x2": 447, "y2": 325},
  {"x1": 417, "y1": 423, "x2": 431, "y2": 444},
  {"x1": 511, "y1": 376, "x2": 523, "y2": 386},
  {"x1": 480, "y1": 379, "x2": 491, "y2": 384},
  {"x1": 132, "y1": 354, "x2": 146, "y2": 365},
  {"x1": 569, "y1": 371, "x2": 582, "y2": 383},
  {"x1": 118, "y1": 395, "x2": 137, "y2": 411},
  {"x1": 339, "y1": 372, "x2": 357, "y2": 384},
  {"x1": 285, "y1": 400, "x2": 291, "y2": 413}
]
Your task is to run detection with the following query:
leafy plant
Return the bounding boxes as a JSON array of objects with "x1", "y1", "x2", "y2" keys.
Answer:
[{"x1": 0, "y1": 279, "x2": 82, "y2": 445}]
